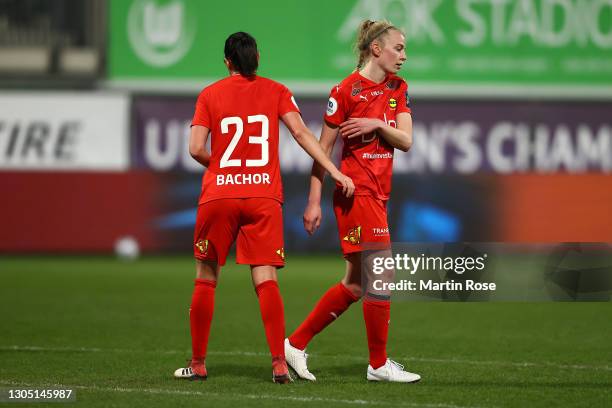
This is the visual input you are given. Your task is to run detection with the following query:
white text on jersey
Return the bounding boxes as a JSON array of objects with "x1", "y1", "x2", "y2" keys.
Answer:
[{"x1": 216, "y1": 172, "x2": 271, "y2": 185}]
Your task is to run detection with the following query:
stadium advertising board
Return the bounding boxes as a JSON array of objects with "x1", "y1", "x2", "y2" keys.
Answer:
[
  {"x1": 133, "y1": 96, "x2": 612, "y2": 175},
  {"x1": 0, "y1": 171, "x2": 162, "y2": 252},
  {"x1": 0, "y1": 93, "x2": 129, "y2": 171},
  {"x1": 131, "y1": 95, "x2": 612, "y2": 251},
  {"x1": 405, "y1": 101, "x2": 612, "y2": 174},
  {"x1": 109, "y1": 0, "x2": 612, "y2": 96}
]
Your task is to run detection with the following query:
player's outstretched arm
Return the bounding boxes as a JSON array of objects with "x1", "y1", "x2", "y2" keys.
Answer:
[
  {"x1": 339, "y1": 112, "x2": 413, "y2": 152},
  {"x1": 281, "y1": 112, "x2": 354, "y2": 200},
  {"x1": 302, "y1": 121, "x2": 339, "y2": 235},
  {"x1": 189, "y1": 125, "x2": 211, "y2": 167}
]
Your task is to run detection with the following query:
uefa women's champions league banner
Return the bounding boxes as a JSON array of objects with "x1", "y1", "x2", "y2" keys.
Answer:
[
  {"x1": 108, "y1": 0, "x2": 612, "y2": 96},
  {"x1": 132, "y1": 96, "x2": 612, "y2": 252},
  {"x1": 133, "y1": 97, "x2": 612, "y2": 175}
]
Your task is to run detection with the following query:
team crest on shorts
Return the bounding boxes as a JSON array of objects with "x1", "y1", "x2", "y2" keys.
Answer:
[
  {"x1": 389, "y1": 98, "x2": 397, "y2": 109},
  {"x1": 195, "y1": 239, "x2": 209, "y2": 255},
  {"x1": 276, "y1": 248, "x2": 285, "y2": 260},
  {"x1": 343, "y1": 226, "x2": 361, "y2": 245}
]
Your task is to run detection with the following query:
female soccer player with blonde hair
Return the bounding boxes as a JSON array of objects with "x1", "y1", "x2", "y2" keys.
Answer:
[{"x1": 285, "y1": 20, "x2": 420, "y2": 383}]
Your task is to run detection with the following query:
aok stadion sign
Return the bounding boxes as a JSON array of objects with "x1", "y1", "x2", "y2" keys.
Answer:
[{"x1": 108, "y1": 0, "x2": 612, "y2": 97}]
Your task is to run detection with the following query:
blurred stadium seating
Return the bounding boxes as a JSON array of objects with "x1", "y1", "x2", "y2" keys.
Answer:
[{"x1": 0, "y1": 0, "x2": 104, "y2": 83}]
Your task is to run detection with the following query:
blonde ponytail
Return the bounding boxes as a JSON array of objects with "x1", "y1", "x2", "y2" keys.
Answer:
[{"x1": 355, "y1": 19, "x2": 400, "y2": 69}]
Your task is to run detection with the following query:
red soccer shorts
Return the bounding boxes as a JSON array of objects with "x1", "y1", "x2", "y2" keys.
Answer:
[
  {"x1": 193, "y1": 198, "x2": 285, "y2": 267},
  {"x1": 333, "y1": 190, "x2": 391, "y2": 256}
]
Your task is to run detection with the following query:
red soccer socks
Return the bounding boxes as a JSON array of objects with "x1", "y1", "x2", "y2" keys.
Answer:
[
  {"x1": 363, "y1": 297, "x2": 391, "y2": 369},
  {"x1": 190, "y1": 278, "x2": 216, "y2": 361},
  {"x1": 255, "y1": 280, "x2": 286, "y2": 359},
  {"x1": 288, "y1": 282, "x2": 359, "y2": 350},
  {"x1": 188, "y1": 358, "x2": 208, "y2": 379},
  {"x1": 272, "y1": 356, "x2": 291, "y2": 384}
]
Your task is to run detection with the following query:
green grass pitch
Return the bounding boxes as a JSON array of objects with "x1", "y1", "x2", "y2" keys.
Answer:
[{"x1": 0, "y1": 256, "x2": 610, "y2": 407}]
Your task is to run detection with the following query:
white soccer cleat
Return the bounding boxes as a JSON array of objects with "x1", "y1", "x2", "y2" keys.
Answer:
[
  {"x1": 366, "y1": 359, "x2": 421, "y2": 383},
  {"x1": 284, "y1": 338, "x2": 316, "y2": 381},
  {"x1": 173, "y1": 359, "x2": 207, "y2": 380}
]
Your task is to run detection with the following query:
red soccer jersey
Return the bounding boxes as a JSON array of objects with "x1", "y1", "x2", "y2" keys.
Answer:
[
  {"x1": 192, "y1": 75, "x2": 300, "y2": 204},
  {"x1": 324, "y1": 71, "x2": 411, "y2": 201}
]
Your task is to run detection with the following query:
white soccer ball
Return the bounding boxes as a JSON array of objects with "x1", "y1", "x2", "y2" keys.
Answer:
[{"x1": 114, "y1": 236, "x2": 140, "y2": 261}]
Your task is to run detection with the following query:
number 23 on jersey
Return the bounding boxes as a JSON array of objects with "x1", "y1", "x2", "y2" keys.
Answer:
[{"x1": 219, "y1": 115, "x2": 269, "y2": 168}]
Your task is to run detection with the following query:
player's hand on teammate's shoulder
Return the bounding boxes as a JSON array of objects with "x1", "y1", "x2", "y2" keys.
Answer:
[
  {"x1": 339, "y1": 117, "x2": 384, "y2": 139},
  {"x1": 303, "y1": 202, "x2": 322, "y2": 235}
]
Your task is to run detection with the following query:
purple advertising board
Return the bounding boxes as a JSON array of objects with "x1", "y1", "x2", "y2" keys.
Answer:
[
  {"x1": 133, "y1": 97, "x2": 612, "y2": 175},
  {"x1": 131, "y1": 96, "x2": 612, "y2": 252}
]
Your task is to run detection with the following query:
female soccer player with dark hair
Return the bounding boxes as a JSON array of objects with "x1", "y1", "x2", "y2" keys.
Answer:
[
  {"x1": 284, "y1": 20, "x2": 420, "y2": 383},
  {"x1": 173, "y1": 32, "x2": 354, "y2": 383}
]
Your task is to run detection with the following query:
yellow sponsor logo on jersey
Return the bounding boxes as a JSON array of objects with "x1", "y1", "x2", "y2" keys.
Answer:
[
  {"x1": 389, "y1": 98, "x2": 397, "y2": 109},
  {"x1": 343, "y1": 226, "x2": 362, "y2": 245},
  {"x1": 276, "y1": 248, "x2": 285, "y2": 260},
  {"x1": 195, "y1": 239, "x2": 209, "y2": 255}
]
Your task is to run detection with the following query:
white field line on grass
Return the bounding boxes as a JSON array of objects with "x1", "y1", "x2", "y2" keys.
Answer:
[
  {"x1": 3, "y1": 345, "x2": 611, "y2": 372},
  {"x1": 0, "y1": 380, "x2": 481, "y2": 408}
]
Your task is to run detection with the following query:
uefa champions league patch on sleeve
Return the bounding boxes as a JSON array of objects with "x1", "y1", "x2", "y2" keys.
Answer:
[{"x1": 326, "y1": 97, "x2": 338, "y2": 116}]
